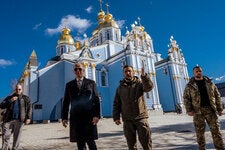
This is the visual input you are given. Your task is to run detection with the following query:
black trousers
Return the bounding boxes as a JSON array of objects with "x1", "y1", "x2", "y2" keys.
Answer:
[{"x1": 77, "y1": 139, "x2": 97, "y2": 150}]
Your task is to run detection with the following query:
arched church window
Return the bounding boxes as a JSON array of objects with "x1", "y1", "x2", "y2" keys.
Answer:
[
  {"x1": 101, "y1": 71, "x2": 107, "y2": 86},
  {"x1": 100, "y1": 33, "x2": 103, "y2": 44},
  {"x1": 163, "y1": 67, "x2": 168, "y2": 75},
  {"x1": 106, "y1": 30, "x2": 110, "y2": 40},
  {"x1": 115, "y1": 31, "x2": 118, "y2": 41},
  {"x1": 61, "y1": 47, "x2": 63, "y2": 54},
  {"x1": 96, "y1": 39, "x2": 99, "y2": 46}
]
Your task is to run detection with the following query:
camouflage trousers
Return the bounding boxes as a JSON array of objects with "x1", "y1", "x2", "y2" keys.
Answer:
[
  {"x1": 193, "y1": 107, "x2": 225, "y2": 150},
  {"x1": 123, "y1": 118, "x2": 152, "y2": 150}
]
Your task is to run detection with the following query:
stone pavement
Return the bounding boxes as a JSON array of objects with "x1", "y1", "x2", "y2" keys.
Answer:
[{"x1": 1, "y1": 113, "x2": 225, "y2": 150}]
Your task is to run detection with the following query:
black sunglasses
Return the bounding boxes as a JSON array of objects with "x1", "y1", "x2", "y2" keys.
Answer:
[{"x1": 74, "y1": 68, "x2": 82, "y2": 71}]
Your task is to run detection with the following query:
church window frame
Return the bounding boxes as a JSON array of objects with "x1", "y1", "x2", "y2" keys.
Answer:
[
  {"x1": 106, "y1": 30, "x2": 110, "y2": 40},
  {"x1": 99, "y1": 33, "x2": 103, "y2": 44},
  {"x1": 60, "y1": 47, "x2": 64, "y2": 54},
  {"x1": 100, "y1": 68, "x2": 108, "y2": 87},
  {"x1": 115, "y1": 31, "x2": 119, "y2": 41}
]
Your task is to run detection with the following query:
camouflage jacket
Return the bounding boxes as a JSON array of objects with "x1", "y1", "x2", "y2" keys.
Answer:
[
  {"x1": 113, "y1": 74, "x2": 153, "y2": 121},
  {"x1": 183, "y1": 76, "x2": 223, "y2": 114}
]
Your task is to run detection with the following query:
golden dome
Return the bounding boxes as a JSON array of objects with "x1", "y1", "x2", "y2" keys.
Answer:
[
  {"x1": 92, "y1": 18, "x2": 119, "y2": 36},
  {"x1": 100, "y1": 13, "x2": 119, "y2": 28},
  {"x1": 98, "y1": 10, "x2": 105, "y2": 19},
  {"x1": 57, "y1": 28, "x2": 75, "y2": 45},
  {"x1": 97, "y1": 10, "x2": 105, "y2": 25},
  {"x1": 104, "y1": 13, "x2": 113, "y2": 21}
]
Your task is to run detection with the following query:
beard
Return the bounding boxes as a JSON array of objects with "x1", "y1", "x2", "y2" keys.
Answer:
[
  {"x1": 125, "y1": 77, "x2": 133, "y2": 81},
  {"x1": 195, "y1": 74, "x2": 203, "y2": 80}
]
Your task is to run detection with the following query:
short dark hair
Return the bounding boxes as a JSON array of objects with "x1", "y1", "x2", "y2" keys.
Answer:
[
  {"x1": 123, "y1": 65, "x2": 133, "y2": 70},
  {"x1": 192, "y1": 65, "x2": 202, "y2": 70}
]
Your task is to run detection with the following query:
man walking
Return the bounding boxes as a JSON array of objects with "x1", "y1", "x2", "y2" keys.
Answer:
[
  {"x1": 62, "y1": 62, "x2": 100, "y2": 150},
  {"x1": 113, "y1": 65, "x2": 153, "y2": 150},
  {"x1": 183, "y1": 66, "x2": 225, "y2": 150},
  {"x1": 0, "y1": 83, "x2": 32, "y2": 150}
]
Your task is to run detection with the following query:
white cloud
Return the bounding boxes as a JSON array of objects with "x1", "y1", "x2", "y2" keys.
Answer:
[
  {"x1": 0, "y1": 59, "x2": 14, "y2": 67},
  {"x1": 33, "y1": 23, "x2": 42, "y2": 30},
  {"x1": 215, "y1": 75, "x2": 225, "y2": 81},
  {"x1": 85, "y1": 6, "x2": 93, "y2": 13},
  {"x1": 45, "y1": 15, "x2": 92, "y2": 35},
  {"x1": 116, "y1": 20, "x2": 126, "y2": 28}
]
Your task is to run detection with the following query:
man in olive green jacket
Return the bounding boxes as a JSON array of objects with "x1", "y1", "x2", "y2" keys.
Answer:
[
  {"x1": 113, "y1": 65, "x2": 153, "y2": 150},
  {"x1": 183, "y1": 66, "x2": 224, "y2": 150}
]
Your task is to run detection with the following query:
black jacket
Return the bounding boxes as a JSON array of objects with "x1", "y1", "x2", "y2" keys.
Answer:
[
  {"x1": 62, "y1": 77, "x2": 100, "y2": 142},
  {"x1": 0, "y1": 93, "x2": 32, "y2": 123}
]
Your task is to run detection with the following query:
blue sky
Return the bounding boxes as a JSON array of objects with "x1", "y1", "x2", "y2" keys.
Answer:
[{"x1": 1, "y1": 0, "x2": 225, "y2": 98}]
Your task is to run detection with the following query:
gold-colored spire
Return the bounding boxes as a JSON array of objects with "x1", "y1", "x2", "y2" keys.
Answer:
[
  {"x1": 29, "y1": 50, "x2": 38, "y2": 67},
  {"x1": 30, "y1": 50, "x2": 37, "y2": 57}
]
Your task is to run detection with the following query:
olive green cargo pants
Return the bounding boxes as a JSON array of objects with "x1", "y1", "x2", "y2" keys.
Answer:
[{"x1": 123, "y1": 118, "x2": 152, "y2": 150}]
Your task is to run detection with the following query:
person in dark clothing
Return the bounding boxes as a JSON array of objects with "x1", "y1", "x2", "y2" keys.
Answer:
[
  {"x1": 183, "y1": 66, "x2": 225, "y2": 150},
  {"x1": 0, "y1": 83, "x2": 32, "y2": 150},
  {"x1": 62, "y1": 63, "x2": 100, "y2": 150}
]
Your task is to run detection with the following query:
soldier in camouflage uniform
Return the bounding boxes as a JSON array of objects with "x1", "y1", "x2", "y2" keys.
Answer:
[
  {"x1": 113, "y1": 65, "x2": 153, "y2": 150},
  {"x1": 183, "y1": 66, "x2": 225, "y2": 150}
]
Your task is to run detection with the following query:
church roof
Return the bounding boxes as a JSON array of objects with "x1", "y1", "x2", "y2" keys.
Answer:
[{"x1": 49, "y1": 56, "x2": 61, "y2": 61}]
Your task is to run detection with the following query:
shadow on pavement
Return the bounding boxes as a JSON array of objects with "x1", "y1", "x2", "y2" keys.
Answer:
[{"x1": 99, "y1": 131, "x2": 124, "y2": 138}]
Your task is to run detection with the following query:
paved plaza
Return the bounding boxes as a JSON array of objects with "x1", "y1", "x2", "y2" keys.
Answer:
[{"x1": 1, "y1": 112, "x2": 225, "y2": 150}]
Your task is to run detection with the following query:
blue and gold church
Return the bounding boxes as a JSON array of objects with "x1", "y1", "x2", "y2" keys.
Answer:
[{"x1": 18, "y1": 3, "x2": 189, "y2": 121}]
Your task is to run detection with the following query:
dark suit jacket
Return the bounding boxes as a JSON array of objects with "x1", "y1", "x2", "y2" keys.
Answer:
[{"x1": 62, "y1": 77, "x2": 100, "y2": 142}]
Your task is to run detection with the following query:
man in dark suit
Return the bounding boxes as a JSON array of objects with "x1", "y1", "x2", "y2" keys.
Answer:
[{"x1": 62, "y1": 62, "x2": 100, "y2": 150}]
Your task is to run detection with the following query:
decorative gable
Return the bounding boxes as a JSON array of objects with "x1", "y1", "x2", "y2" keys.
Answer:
[{"x1": 79, "y1": 47, "x2": 94, "y2": 59}]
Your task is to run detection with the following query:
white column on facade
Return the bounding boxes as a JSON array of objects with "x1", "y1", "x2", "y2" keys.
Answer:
[
  {"x1": 134, "y1": 52, "x2": 138, "y2": 73},
  {"x1": 83, "y1": 62, "x2": 89, "y2": 78},
  {"x1": 91, "y1": 63, "x2": 96, "y2": 81},
  {"x1": 171, "y1": 63, "x2": 182, "y2": 105},
  {"x1": 137, "y1": 54, "x2": 141, "y2": 76},
  {"x1": 175, "y1": 65, "x2": 183, "y2": 103},
  {"x1": 173, "y1": 51, "x2": 178, "y2": 61},
  {"x1": 183, "y1": 64, "x2": 189, "y2": 83},
  {"x1": 111, "y1": 28, "x2": 115, "y2": 41},
  {"x1": 149, "y1": 55, "x2": 161, "y2": 110},
  {"x1": 131, "y1": 53, "x2": 135, "y2": 67}
]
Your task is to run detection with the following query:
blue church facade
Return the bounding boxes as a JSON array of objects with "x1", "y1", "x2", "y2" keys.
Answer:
[{"x1": 18, "y1": 3, "x2": 189, "y2": 121}]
